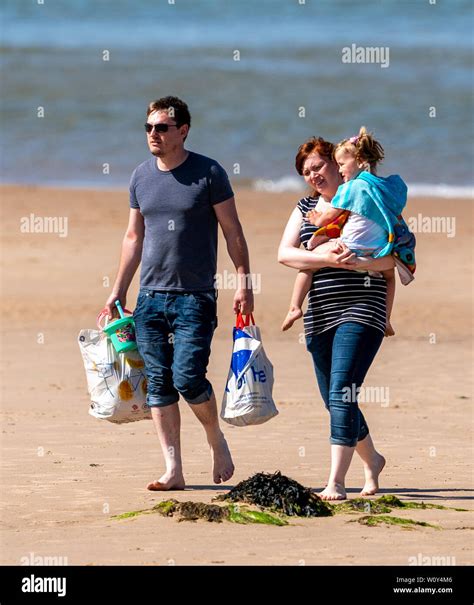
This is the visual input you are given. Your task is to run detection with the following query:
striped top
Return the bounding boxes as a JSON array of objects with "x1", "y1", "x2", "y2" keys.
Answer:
[{"x1": 297, "y1": 196, "x2": 387, "y2": 337}]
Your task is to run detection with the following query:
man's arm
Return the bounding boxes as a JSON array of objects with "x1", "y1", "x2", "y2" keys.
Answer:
[
  {"x1": 213, "y1": 197, "x2": 254, "y2": 315},
  {"x1": 103, "y1": 208, "x2": 144, "y2": 318}
]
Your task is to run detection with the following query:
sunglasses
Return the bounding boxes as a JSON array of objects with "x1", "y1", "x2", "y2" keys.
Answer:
[{"x1": 144, "y1": 122, "x2": 180, "y2": 134}]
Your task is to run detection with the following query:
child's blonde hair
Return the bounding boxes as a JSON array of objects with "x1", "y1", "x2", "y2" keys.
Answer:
[{"x1": 335, "y1": 126, "x2": 384, "y2": 173}]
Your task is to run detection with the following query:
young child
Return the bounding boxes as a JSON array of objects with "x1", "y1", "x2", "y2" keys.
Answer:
[{"x1": 282, "y1": 126, "x2": 408, "y2": 336}]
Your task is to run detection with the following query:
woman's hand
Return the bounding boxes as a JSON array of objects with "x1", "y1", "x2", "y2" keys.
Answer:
[{"x1": 324, "y1": 240, "x2": 357, "y2": 268}]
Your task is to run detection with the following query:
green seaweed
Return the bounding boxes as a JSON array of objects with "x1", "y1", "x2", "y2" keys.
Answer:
[
  {"x1": 227, "y1": 505, "x2": 287, "y2": 526},
  {"x1": 227, "y1": 507, "x2": 249, "y2": 524},
  {"x1": 114, "y1": 499, "x2": 286, "y2": 526},
  {"x1": 244, "y1": 510, "x2": 287, "y2": 526},
  {"x1": 153, "y1": 499, "x2": 178, "y2": 516},
  {"x1": 377, "y1": 495, "x2": 468, "y2": 512},
  {"x1": 111, "y1": 508, "x2": 151, "y2": 520},
  {"x1": 112, "y1": 487, "x2": 468, "y2": 527},
  {"x1": 355, "y1": 515, "x2": 440, "y2": 529},
  {"x1": 331, "y1": 498, "x2": 391, "y2": 515}
]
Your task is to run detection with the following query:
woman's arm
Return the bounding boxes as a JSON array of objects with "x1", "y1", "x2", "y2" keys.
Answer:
[{"x1": 278, "y1": 207, "x2": 356, "y2": 271}]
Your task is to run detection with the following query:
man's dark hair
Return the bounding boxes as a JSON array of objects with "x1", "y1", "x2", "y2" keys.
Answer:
[{"x1": 146, "y1": 96, "x2": 191, "y2": 130}]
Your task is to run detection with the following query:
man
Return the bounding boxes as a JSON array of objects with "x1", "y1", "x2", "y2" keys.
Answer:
[{"x1": 103, "y1": 96, "x2": 253, "y2": 491}]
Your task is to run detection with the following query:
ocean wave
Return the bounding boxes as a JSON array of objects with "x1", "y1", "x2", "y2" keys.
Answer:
[
  {"x1": 253, "y1": 177, "x2": 305, "y2": 193},
  {"x1": 406, "y1": 184, "x2": 473, "y2": 199},
  {"x1": 1, "y1": 176, "x2": 472, "y2": 200},
  {"x1": 252, "y1": 177, "x2": 473, "y2": 199}
]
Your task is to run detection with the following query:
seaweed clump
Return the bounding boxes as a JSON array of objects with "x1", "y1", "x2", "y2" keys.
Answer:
[
  {"x1": 332, "y1": 498, "x2": 391, "y2": 515},
  {"x1": 215, "y1": 471, "x2": 333, "y2": 517},
  {"x1": 178, "y1": 501, "x2": 228, "y2": 523},
  {"x1": 377, "y1": 495, "x2": 468, "y2": 512},
  {"x1": 355, "y1": 515, "x2": 440, "y2": 530},
  {"x1": 153, "y1": 499, "x2": 286, "y2": 525},
  {"x1": 153, "y1": 499, "x2": 226, "y2": 522}
]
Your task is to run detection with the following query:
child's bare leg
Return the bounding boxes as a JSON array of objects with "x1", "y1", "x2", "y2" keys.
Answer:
[
  {"x1": 282, "y1": 270, "x2": 312, "y2": 331},
  {"x1": 307, "y1": 234, "x2": 329, "y2": 251},
  {"x1": 382, "y1": 268, "x2": 396, "y2": 336}
]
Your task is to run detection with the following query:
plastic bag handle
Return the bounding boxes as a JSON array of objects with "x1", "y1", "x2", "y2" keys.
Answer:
[
  {"x1": 235, "y1": 312, "x2": 255, "y2": 328},
  {"x1": 96, "y1": 307, "x2": 133, "y2": 330}
]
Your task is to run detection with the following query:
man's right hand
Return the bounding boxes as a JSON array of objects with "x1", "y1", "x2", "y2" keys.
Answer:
[{"x1": 102, "y1": 292, "x2": 127, "y2": 320}]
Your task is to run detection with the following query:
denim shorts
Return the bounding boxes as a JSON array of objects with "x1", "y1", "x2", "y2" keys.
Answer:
[{"x1": 133, "y1": 289, "x2": 217, "y2": 407}]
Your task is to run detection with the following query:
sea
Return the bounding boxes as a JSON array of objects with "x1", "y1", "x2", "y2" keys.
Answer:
[{"x1": 1, "y1": 0, "x2": 473, "y2": 197}]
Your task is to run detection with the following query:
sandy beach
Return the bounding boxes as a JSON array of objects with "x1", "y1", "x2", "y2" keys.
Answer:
[{"x1": 0, "y1": 184, "x2": 472, "y2": 566}]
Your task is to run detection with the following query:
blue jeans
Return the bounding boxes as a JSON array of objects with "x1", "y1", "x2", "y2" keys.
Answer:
[
  {"x1": 306, "y1": 322, "x2": 384, "y2": 447},
  {"x1": 133, "y1": 290, "x2": 217, "y2": 407}
]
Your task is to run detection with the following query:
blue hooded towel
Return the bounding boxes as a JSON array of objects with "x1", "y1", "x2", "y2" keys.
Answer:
[{"x1": 331, "y1": 171, "x2": 408, "y2": 258}]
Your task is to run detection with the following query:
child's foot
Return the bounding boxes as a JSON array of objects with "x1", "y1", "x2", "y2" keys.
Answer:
[
  {"x1": 319, "y1": 482, "x2": 347, "y2": 500},
  {"x1": 384, "y1": 323, "x2": 395, "y2": 337},
  {"x1": 307, "y1": 235, "x2": 318, "y2": 250},
  {"x1": 281, "y1": 307, "x2": 303, "y2": 331},
  {"x1": 360, "y1": 454, "x2": 386, "y2": 496}
]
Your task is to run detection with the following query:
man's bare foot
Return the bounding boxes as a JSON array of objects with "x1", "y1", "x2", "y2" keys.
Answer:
[
  {"x1": 360, "y1": 453, "x2": 386, "y2": 496},
  {"x1": 384, "y1": 323, "x2": 395, "y2": 337},
  {"x1": 210, "y1": 437, "x2": 234, "y2": 484},
  {"x1": 281, "y1": 307, "x2": 303, "y2": 331},
  {"x1": 146, "y1": 471, "x2": 185, "y2": 491},
  {"x1": 319, "y1": 482, "x2": 347, "y2": 500}
]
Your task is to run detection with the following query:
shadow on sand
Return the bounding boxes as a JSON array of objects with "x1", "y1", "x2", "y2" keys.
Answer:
[{"x1": 310, "y1": 487, "x2": 474, "y2": 502}]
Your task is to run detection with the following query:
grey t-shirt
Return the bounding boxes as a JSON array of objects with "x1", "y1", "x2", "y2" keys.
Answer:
[{"x1": 129, "y1": 152, "x2": 233, "y2": 292}]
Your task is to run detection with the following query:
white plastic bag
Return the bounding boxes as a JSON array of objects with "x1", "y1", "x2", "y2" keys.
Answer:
[
  {"x1": 221, "y1": 314, "x2": 278, "y2": 426},
  {"x1": 78, "y1": 325, "x2": 151, "y2": 424}
]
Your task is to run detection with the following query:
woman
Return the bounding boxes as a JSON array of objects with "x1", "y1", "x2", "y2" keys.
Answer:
[{"x1": 278, "y1": 136, "x2": 394, "y2": 500}]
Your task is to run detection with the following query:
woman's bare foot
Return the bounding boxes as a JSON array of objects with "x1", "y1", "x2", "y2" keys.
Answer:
[
  {"x1": 360, "y1": 453, "x2": 386, "y2": 496},
  {"x1": 319, "y1": 482, "x2": 347, "y2": 500},
  {"x1": 281, "y1": 307, "x2": 303, "y2": 331},
  {"x1": 210, "y1": 437, "x2": 234, "y2": 484},
  {"x1": 146, "y1": 470, "x2": 185, "y2": 491}
]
